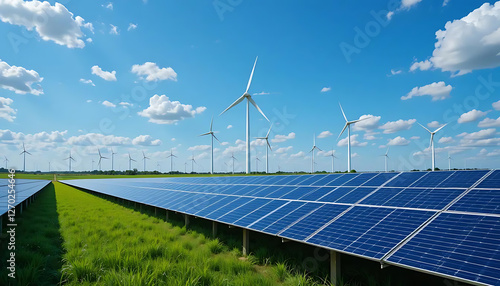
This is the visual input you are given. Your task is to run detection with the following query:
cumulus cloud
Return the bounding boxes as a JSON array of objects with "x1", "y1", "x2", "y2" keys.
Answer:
[
  {"x1": 317, "y1": 131, "x2": 333, "y2": 138},
  {"x1": 410, "y1": 136, "x2": 420, "y2": 140},
  {"x1": 30, "y1": 130, "x2": 67, "y2": 142},
  {"x1": 337, "y1": 134, "x2": 367, "y2": 147},
  {"x1": 128, "y1": 23, "x2": 137, "y2": 31},
  {"x1": 102, "y1": 100, "x2": 116, "y2": 108},
  {"x1": 439, "y1": 136, "x2": 455, "y2": 144},
  {"x1": 110, "y1": 24, "x2": 119, "y2": 35},
  {"x1": 410, "y1": 60, "x2": 432, "y2": 72},
  {"x1": 425, "y1": 2, "x2": 500, "y2": 75},
  {"x1": 131, "y1": 62, "x2": 177, "y2": 82},
  {"x1": 290, "y1": 151, "x2": 305, "y2": 158},
  {"x1": 138, "y1": 94, "x2": 206, "y2": 124},
  {"x1": 132, "y1": 135, "x2": 161, "y2": 146},
  {"x1": 227, "y1": 125, "x2": 233, "y2": 129},
  {"x1": 478, "y1": 117, "x2": 500, "y2": 128},
  {"x1": 0, "y1": 97, "x2": 16, "y2": 122},
  {"x1": 353, "y1": 115, "x2": 381, "y2": 132},
  {"x1": 188, "y1": 145, "x2": 211, "y2": 151},
  {"x1": 0, "y1": 0, "x2": 92, "y2": 48},
  {"x1": 321, "y1": 87, "x2": 331, "y2": 93},
  {"x1": 67, "y1": 133, "x2": 131, "y2": 146},
  {"x1": 388, "y1": 136, "x2": 410, "y2": 146},
  {"x1": 271, "y1": 132, "x2": 295, "y2": 143},
  {"x1": 387, "y1": 0, "x2": 422, "y2": 20},
  {"x1": 104, "y1": 2, "x2": 113, "y2": 10},
  {"x1": 0, "y1": 129, "x2": 24, "y2": 141},
  {"x1": 0, "y1": 60, "x2": 43, "y2": 95},
  {"x1": 458, "y1": 128, "x2": 496, "y2": 140},
  {"x1": 401, "y1": 82, "x2": 452, "y2": 101},
  {"x1": 275, "y1": 146, "x2": 292, "y2": 154},
  {"x1": 457, "y1": 128, "x2": 500, "y2": 147},
  {"x1": 427, "y1": 121, "x2": 441, "y2": 128},
  {"x1": 119, "y1": 102, "x2": 133, "y2": 107},
  {"x1": 379, "y1": 119, "x2": 416, "y2": 134},
  {"x1": 457, "y1": 109, "x2": 488, "y2": 123},
  {"x1": 79, "y1": 78, "x2": 94, "y2": 86},
  {"x1": 91, "y1": 65, "x2": 116, "y2": 81},
  {"x1": 493, "y1": 100, "x2": 500, "y2": 110}
]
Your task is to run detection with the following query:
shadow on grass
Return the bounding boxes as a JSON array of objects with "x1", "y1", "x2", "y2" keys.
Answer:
[{"x1": 0, "y1": 183, "x2": 64, "y2": 286}]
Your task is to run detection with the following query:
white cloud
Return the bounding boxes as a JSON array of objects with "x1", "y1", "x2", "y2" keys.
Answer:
[
  {"x1": 86, "y1": 99, "x2": 92, "y2": 103},
  {"x1": 478, "y1": 117, "x2": 500, "y2": 128},
  {"x1": 290, "y1": 151, "x2": 305, "y2": 158},
  {"x1": 67, "y1": 133, "x2": 131, "y2": 146},
  {"x1": 481, "y1": 149, "x2": 500, "y2": 157},
  {"x1": 427, "y1": 121, "x2": 441, "y2": 128},
  {"x1": 458, "y1": 128, "x2": 496, "y2": 140},
  {"x1": 253, "y1": 91, "x2": 270, "y2": 95},
  {"x1": 110, "y1": 24, "x2": 119, "y2": 35},
  {"x1": 275, "y1": 146, "x2": 292, "y2": 154},
  {"x1": 0, "y1": 129, "x2": 24, "y2": 141},
  {"x1": 119, "y1": 102, "x2": 133, "y2": 107},
  {"x1": 104, "y1": 3, "x2": 113, "y2": 10},
  {"x1": 401, "y1": 82, "x2": 452, "y2": 101},
  {"x1": 317, "y1": 131, "x2": 333, "y2": 138},
  {"x1": 386, "y1": 11, "x2": 394, "y2": 20},
  {"x1": 131, "y1": 62, "x2": 177, "y2": 82},
  {"x1": 387, "y1": 0, "x2": 422, "y2": 20},
  {"x1": 364, "y1": 134, "x2": 378, "y2": 140},
  {"x1": 79, "y1": 78, "x2": 95, "y2": 86},
  {"x1": 86, "y1": 38, "x2": 92, "y2": 43},
  {"x1": 128, "y1": 23, "x2": 137, "y2": 31},
  {"x1": 410, "y1": 136, "x2": 420, "y2": 140},
  {"x1": 91, "y1": 65, "x2": 117, "y2": 81},
  {"x1": 352, "y1": 115, "x2": 381, "y2": 132},
  {"x1": 171, "y1": 138, "x2": 176, "y2": 141},
  {"x1": 102, "y1": 100, "x2": 116, "y2": 108},
  {"x1": 227, "y1": 125, "x2": 233, "y2": 129},
  {"x1": 389, "y1": 69, "x2": 402, "y2": 76},
  {"x1": 138, "y1": 94, "x2": 206, "y2": 124},
  {"x1": 0, "y1": 60, "x2": 43, "y2": 95},
  {"x1": 457, "y1": 109, "x2": 488, "y2": 123},
  {"x1": 493, "y1": 100, "x2": 500, "y2": 111},
  {"x1": 0, "y1": 97, "x2": 16, "y2": 122},
  {"x1": 337, "y1": 134, "x2": 367, "y2": 147},
  {"x1": 321, "y1": 87, "x2": 331, "y2": 93},
  {"x1": 0, "y1": 0, "x2": 92, "y2": 48},
  {"x1": 443, "y1": 0, "x2": 450, "y2": 7},
  {"x1": 439, "y1": 136, "x2": 455, "y2": 144},
  {"x1": 410, "y1": 60, "x2": 432, "y2": 72},
  {"x1": 188, "y1": 145, "x2": 211, "y2": 151},
  {"x1": 30, "y1": 130, "x2": 67, "y2": 142},
  {"x1": 379, "y1": 119, "x2": 416, "y2": 134},
  {"x1": 388, "y1": 136, "x2": 410, "y2": 146},
  {"x1": 132, "y1": 135, "x2": 161, "y2": 146},
  {"x1": 428, "y1": 2, "x2": 500, "y2": 75},
  {"x1": 271, "y1": 132, "x2": 295, "y2": 143},
  {"x1": 457, "y1": 129, "x2": 499, "y2": 146}
]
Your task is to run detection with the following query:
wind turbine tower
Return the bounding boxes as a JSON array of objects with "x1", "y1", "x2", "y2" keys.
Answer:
[{"x1": 417, "y1": 122, "x2": 447, "y2": 171}]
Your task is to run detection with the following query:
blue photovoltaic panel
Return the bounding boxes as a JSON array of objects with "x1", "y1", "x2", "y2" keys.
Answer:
[
  {"x1": 233, "y1": 200, "x2": 289, "y2": 228},
  {"x1": 410, "y1": 172, "x2": 453, "y2": 188},
  {"x1": 362, "y1": 173, "x2": 399, "y2": 187},
  {"x1": 326, "y1": 173, "x2": 359, "y2": 186},
  {"x1": 307, "y1": 206, "x2": 435, "y2": 259},
  {"x1": 335, "y1": 187, "x2": 376, "y2": 204},
  {"x1": 343, "y1": 173, "x2": 378, "y2": 186},
  {"x1": 264, "y1": 186, "x2": 296, "y2": 198},
  {"x1": 280, "y1": 186, "x2": 319, "y2": 200},
  {"x1": 206, "y1": 197, "x2": 254, "y2": 220},
  {"x1": 317, "y1": 187, "x2": 354, "y2": 203},
  {"x1": 299, "y1": 187, "x2": 336, "y2": 201},
  {"x1": 296, "y1": 175, "x2": 325, "y2": 186},
  {"x1": 248, "y1": 201, "x2": 306, "y2": 232},
  {"x1": 310, "y1": 174, "x2": 341, "y2": 187},
  {"x1": 437, "y1": 170, "x2": 489, "y2": 188},
  {"x1": 217, "y1": 198, "x2": 271, "y2": 224},
  {"x1": 361, "y1": 188, "x2": 465, "y2": 210},
  {"x1": 279, "y1": 204, "x2": 349, "y2": 241},
  {"x1": 448, "y1": 189, "x2": 500, "y2": 215},
  {"x1": 477, "y1": 170, "x2": 500, "y2": 189},
  {"x1": 260, "y1": 202, "x2": 323, "y2": 235},
  {"x1": 0, "y1": 179, "x2": 51, "y2": 215},
  {"x1": 384, "y1": 172, "x2": 426, "y2": 187},
  {"x1": 387, "y1": 213, "x2": 500, "y2": 286}
]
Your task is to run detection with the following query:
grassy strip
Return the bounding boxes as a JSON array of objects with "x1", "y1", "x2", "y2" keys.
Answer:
[
  {"x1": 0, "y1": 183, "x2": 63, "y2": 286},
  {"x1": 54, "y1": 182, "x2": 325, "y2": 285}
]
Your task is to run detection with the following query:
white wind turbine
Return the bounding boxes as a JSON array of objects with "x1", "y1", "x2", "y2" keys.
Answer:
[
  {"x1": 111, "y1": 148, "x2": 117, "y2": 171},
  {"x1": 417, "y1": 122, "x2": 448, "y2": 171},
  {"x1": 337, "y1": 103, "x2": 370, "y2": 172},
  {"x1": 255, "y1": 156, "x2": 261, "y2": 173},
  {"x1": 230, "y1": 153, "x2": 237, "y2": 174},
  {"x1": 309, "y1": 134, "x2": 322, "y2": 174},
  {"x1": 65, "y1": 151, "x2": 76, "y2": 172},
  {"x1": 448, "y1": 152, "x2": 452, "y2": 171},
  {"x1": 199, "y1": 117, "x2": 220, "y2": 174},
  {"x1": 20, "y1": 142, "x2": 32, "y2": 172},
  {"x1": 325, "y1": 149, "x2": 337, "y2": 173},
  {"x1": 220, "y1": 57, "x2": 269, "y2": 174},
  {"x1": 4, "y1": 156, "x2": 8, "y2": 169},
  {"x1": 382, "y1": 147, "x2": 389, "y2": 172},
  {"x1": 98, "y1": 149, "x2": 108, "y2": 171},
  {"x1": 190, "y1": 155, "x2": 197, "y2": 173},
  {"x1": 166, "y1": 149, "x2": 177, "y2": 173},
  {"x1": 128, "y1": 153, "x2": 136, "y2": 170},
  {"x1": 255, "y1": 124, "x2": 272, "y2": 173},
  {"x1": 142, "y1": 151, "x2": 150, "y2": 171}
]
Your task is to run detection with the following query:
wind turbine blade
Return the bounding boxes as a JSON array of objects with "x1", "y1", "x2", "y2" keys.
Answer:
[
  {"x1": 266, "y1": 124, "x2": 272, "y2": 138},
  {"x1": 433, "y1": 123, "x2": 448, "y2": 133},
  {"x1": 267, "y1": 140, "x2": 272, "y2": 151},
  {"x1": 417, "y1": 122, "x2": 432, "y2": 133},
  {"x1": 337, "y1": 124, "x2": 348, "y2": 140},
  {"x1": 212, "y1": 134, "x2": 221, "y2": 143},
  {"x1": 26, "y1": 151, "x2": 32, "y2": 155},
  {"x1": 386, "y1": 147, "x2": 389, "y2": 156},
  {"x1": 339, "y1": 102, "x2": 348, "y2": 122},
  {"x1": 220, "y1": 94, "x2": 245, "y2": 116},
  {"x1": 317, "y1": 146, "x2": 323, "y2": 152},
  {"x1": 349, "y1": 116, "x2": 371, "y2": 124},
  {"x1": 245, "y1": 56, "x2": 258, "y2": 94},
  {"x1": 210, "y1": 116, "x2": 214, "y2": 132},
  {"x1": 199, "y1": 132, "x2": 211, "y2": 136},
  {"x1": 248, "y1": 96, "x2": 269, "y2": 122}
]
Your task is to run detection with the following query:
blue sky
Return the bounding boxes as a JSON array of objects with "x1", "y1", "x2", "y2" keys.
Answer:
[{"x1": 0, "y1": 0, "x2": 499, "y2": 172}]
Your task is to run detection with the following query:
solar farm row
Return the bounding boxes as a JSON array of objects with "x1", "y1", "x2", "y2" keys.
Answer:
[
  {"x1": 0, "y1": 179, "x2": 51, "y2": 215},
  {"x1": 60, "y1": 170, "x2": 500, "y2": 286}
]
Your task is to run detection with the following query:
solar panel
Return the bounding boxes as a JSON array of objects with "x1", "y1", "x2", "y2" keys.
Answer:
[
  {"x1": 477, "y1": 170, "x2": 500, "y2": 189},
  {"x1": 0, "y1": 179, "x2": 50, "y2": 216},
  {"x1": 448, "y1": 188, "x2": 500, "y2": 215}
]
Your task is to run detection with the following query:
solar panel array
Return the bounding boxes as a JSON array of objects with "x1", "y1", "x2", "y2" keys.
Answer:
[
  {"x1": 60, "y1": 170, "x2": 500, "y2": 286},
  {"x1": 0, "y1": 179, "x2": 51, "y2": 215}
]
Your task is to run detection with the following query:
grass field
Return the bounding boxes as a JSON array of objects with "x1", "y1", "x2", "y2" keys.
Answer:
[{"x1": 1, "y1": 182, "x2": 329, "y2": 285}]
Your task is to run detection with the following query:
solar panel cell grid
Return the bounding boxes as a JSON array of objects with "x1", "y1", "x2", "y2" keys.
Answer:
[
  {"x1": 448, "y1": 189, "x2": 500, "y2": 215},
  {"x1": 477, "y1": 170, "x2": 500, "y2": 189}
]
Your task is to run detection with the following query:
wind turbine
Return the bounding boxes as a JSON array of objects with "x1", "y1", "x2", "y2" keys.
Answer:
[
  {"x1": 91, "y1": 159, "x2": 95, "y2": 171},
  {"x1": 199, "y1": 117, "x2": 220, "y2": 174},
  {"x1": 20, "y1": 143, "x2": 32, "y2": 172},
  {"x1": 220, "y1": 57, "x2": 270, "y2": 174},
  {"x1": 230, "y1": 153, "x2": 237, "y2": 174},
  {"x1": 325, "y1": 149, "x2": 337, "y2": 173},
  {"x1": 417, "y1": 122, "x2": 448, "y2": 171},
  {"x1": 65, "y1": 151, "x2": 76, "y2": 172},
  {"x1": 48, "y1": 161, "x2": 51, "y2": 172},
  {"x1": 255, "y1": 124, "x2": 272, "y2": 173},
  {"x1": 128, "y1": 153, "x2": 136, "y2": 170},
  {"x1": 382, "y1": 147, "x2": 389, "y2": 172},
  {"x1": 190, "y1": 155, "x2": 197, "y2": 173},
  {"x1": 111, "y1": 148, "x2": 117, "y2": 171},
  {"x1": 309, "y1": 134, "x2": 322, "y2": 174},
  {"x1": 97, "y1": 149, "x2": 108, "y2": 171},
  {"x1": 4, "y1": 156, "x2": 8, "y2": 169},
  {"x1": 448, "y1": 152, "x2": 452, "y2": 171},
  {"x1": 255, "y1": 156, "x2": 261, "y2": 173},
  {"x1": 337, "y1": 103, "x2": 370, "y2": 172},
  {"x1": 142, "y1": 151, "x2": 150, "y2": 172},
  {"x1": 166, "y1": 149, "x2": 177, "y2": 173}
]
